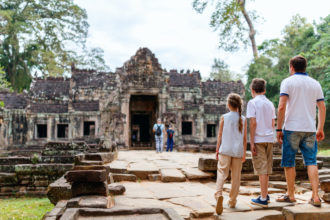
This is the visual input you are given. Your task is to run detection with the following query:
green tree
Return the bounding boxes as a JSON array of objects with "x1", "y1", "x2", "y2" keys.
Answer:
[
  {"x1": 246, "y1": 14, "x2": 330, "y2": 109},
  {"x1": 210, "y1": 58, "x2": 242, "y2": 82},
  {"x1": 0, "y1": 66, "x2": 12, "y2": 107},
  {"x1": 0, "y1": 0, "x2": 109, "y2": 91},
  {"x1": 192, "y1": 0, "x2": 259, "y2": 58}
]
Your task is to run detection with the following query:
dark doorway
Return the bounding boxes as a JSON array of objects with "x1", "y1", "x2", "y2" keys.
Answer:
[
  {"x1": 84, "y1": 121, "x2": 95, "y2": 136},
  {"x1": 207, "y1": 124, "x2": 216, "y2": 137},
  {"x1": 57, "y1": 124, "x2": 68, "y2": 138},
  {"x1": 182, "y1": 121, "x2": 192, "y2": 135},
  {"x1": 129, "y1": 95, "x2": 158, "y2": 148},
  {"x1": 37, "y1": 124, "x2": 47, "y2": 138}
]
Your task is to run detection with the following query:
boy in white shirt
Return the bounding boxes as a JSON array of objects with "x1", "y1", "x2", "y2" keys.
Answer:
[{"x1": 247, "y1": 78, "x2": 276, "y2": 207}]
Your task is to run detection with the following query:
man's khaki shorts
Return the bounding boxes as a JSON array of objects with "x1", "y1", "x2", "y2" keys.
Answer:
[{"x1": 252, "y1": 143, "x2": 273, "y2": 175}]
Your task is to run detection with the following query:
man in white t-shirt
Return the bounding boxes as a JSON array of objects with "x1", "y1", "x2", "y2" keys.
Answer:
[
  {"x1": 276, "y1": 55, "x2": 326, "y2": 207},
  {"x1": 247, "y1": 78, "x2": 276, "y2": 207},
  {"x1": 153, "y1": 118, "x2": 166, "y2": 153}
]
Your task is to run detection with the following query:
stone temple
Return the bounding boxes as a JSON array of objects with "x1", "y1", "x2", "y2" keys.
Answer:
[{"x1": 0, "y1": 48, "x2": 244, "y2": 152}]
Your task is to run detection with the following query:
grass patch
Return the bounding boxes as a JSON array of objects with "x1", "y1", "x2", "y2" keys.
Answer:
[{"x1": 0, "y1": 197, "x2": 54, "y2": 220}]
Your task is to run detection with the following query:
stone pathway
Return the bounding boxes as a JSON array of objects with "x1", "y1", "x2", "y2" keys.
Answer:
[{"x1": 103, "y1": 150, "x2": 330, "y2": 219}]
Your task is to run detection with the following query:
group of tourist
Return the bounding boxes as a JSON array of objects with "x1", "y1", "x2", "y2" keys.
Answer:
[
  {"x1": 214, "y1": 55, "x2": 326, "y2": 215},
  {"x1": 153, "y1": 118, "x2": 175, "y2": 153}
]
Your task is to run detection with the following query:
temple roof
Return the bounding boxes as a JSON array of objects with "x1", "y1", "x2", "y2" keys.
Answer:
[{"x1": 120, "y1": 47, "x2": 163, "y2": 75}]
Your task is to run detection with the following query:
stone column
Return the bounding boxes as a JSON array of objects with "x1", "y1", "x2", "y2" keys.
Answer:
[{"x1": 121, "y1": 95, "x2": 130, "y2": 148}]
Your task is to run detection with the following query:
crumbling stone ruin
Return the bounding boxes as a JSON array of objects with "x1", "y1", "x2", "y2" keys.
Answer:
[{"x1": 0, "y1": 47, "x2": 244, "y2": 153}]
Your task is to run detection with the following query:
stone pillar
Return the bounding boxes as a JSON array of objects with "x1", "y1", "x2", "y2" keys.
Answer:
[{"x1": 121, "y1": 95, "x2": 130, "y2": 148}]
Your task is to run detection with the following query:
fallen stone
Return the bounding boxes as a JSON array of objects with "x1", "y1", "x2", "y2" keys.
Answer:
[
  {"x1": 219, "y1": 210, "x2": 284, "y2": 220},
  {"x1": 47, "y1": 176, "x2": 72, "y2": 205},
  {"x1": 66, "y1": 170, "x2": 107, "y2": 182},
  {"x1": 71, "y1": 181, "x2": 108, "y2": 197},
  {"x1": 167, "y1": 197, "x2": 214, "y2": 218},
  {"x1": 320, "y1": 179, "x2": 330, "y2": 192},
  {"x1": 112, "y1": 173, "x2": 137, "y2": 182},
  {"x1": 84, "y1": 152, "x2": 116, "y2": 163},
  {"x1": 109, "y1": 160, "x2": 128, "y2": 173},
  {"x1": 127, "y1": 165, "x2": 159, "y2": 179},
  {"x1": 198, "y1": 157, "x2": 217, "y2": 171},
  {"x1": 323, "y1": 193, "x2": 330, "y2": 203},
  {"x1": 108, "y1": 183, "x2": 126, "y2": 195},
  {"x1": 282, "y1": 203, "x2": 330, "y2": 220},
  {"x1": 67, "y1": 196, "x2": 111, "y2": 208},
  {"x1": 148, "y1": 174, "x2": 161, "y2": 181},
  {"x1": 181, "y1": 168, "x2": 214, "y2": 180},
  {"x1": 160, "y1": 168, "x2": 186, "y2": 182}
]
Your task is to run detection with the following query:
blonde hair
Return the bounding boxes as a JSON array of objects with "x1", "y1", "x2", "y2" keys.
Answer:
[{"x1": 227, "y1": 93, "x2": 243, "y2": 133}]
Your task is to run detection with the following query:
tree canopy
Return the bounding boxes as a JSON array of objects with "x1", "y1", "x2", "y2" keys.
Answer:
[
  {"x1": 245, "y1": 15, "x2": 330, "y2": 113},
  {"x1": 192, "y1": 0, "x2": 259, "y2": 58},
  {"x1": 209, "y1": 58, "x2": 243, "y2": 82},
  {"x1": 0, "y1": 0, "x2": 109, "y2": 91}
]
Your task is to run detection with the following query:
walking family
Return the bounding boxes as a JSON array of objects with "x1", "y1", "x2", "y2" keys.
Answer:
[
  {"x1": 214, "y1": 55, "x2": 326, "y2": 215},
  {"x1": 153, "y1": 118, "x2": 175, "y2": 153}
]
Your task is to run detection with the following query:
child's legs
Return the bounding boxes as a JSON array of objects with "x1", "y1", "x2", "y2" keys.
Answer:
[
  {"x1": 215, "y1": 154, "x2": 231, "y2": 200},
  {"x1": 166, "y1": 138, "x2": 170, "y2": 151},
  {"x1": 229, "y1": 157, "x2": 243, "y2": 205},
  {"x1": 169, "y1": 139, "x2": 174, "y2": 151}
]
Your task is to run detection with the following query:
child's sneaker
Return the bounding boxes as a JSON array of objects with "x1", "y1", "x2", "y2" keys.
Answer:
[
  {"x1": 216, "y1": 195, "x2": 223, "y2": 215},
  {"x1": 251, "y1": 196, "x2": 268, "y2": 208}
]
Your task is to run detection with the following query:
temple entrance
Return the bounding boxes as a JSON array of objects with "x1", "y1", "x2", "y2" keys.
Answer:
[{"x1": 129, "y1": 95, "x2": 158, "y2": 148}]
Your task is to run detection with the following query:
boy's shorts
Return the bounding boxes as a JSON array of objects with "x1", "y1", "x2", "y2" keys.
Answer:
[
  {"x1": 252, "y1": 143, "x2": 273, "y2": 175},
  {"x1": 281, "y1": 130, "x2": 317, "y2": 167}
]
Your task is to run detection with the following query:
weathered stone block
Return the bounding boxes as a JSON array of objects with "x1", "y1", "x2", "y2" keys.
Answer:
[
  {"x1": 0, "y1": 172, "x2": 18, "y2": 186},
  {"x1": 323, "y1": 193, "x2": 330, "y2": 203},
  {"x1": 66, "y1": 170, "x2": 107, "y2": 183},
  {"x1": 181, "y1": 168, "x2": 214, "y2": 180},
  {"x1": 160, "y1": 168, "x2": 186, "y2": 182},
  {"x1": 67, "y1": 196, "x2": 111, "y2": 208},
  {"x1": 47, "y1": 176, "x2": 72, "y2": 205},
  {"x1": 283, "y1": 203, "x2": 330, "y2": 220},
  {"x1": 148, "y1": 174, "x2": 161, "y2": 181},
  {"x1": 108, "y1": 183, "x2": 126, "y2": 195},
  {"x1": 198, "y1": 157, "x2": 217, "y2": 171},
  {"x1": 112, "y1": 173, "x2": 137, "y2": 182},
  {"x1": 71, "y1": 181, "x2": 108, "y2": 197}
]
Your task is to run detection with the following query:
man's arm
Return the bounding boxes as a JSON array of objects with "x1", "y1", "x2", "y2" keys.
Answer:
[
  {"x1": 216, "y1": 116, "x2": 224, "y2": 160},
  {"x1": 249, "y1": 118, "x2": 257, "y2": 156},
  {"x1": 316, "y1": 101, "x2": 326, "y2": 141},
  {"x1": 277, "y1": 96, "x2": 288, "y2": 144}
]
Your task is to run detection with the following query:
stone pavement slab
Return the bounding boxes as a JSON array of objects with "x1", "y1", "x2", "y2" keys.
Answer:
[
  {"x1": 160, "y1": 168, "x2": 186, "y2": 182},
  {"x1": 218, "y1": 210, "x2": 285, "y2": 220},
  {"x1": 181, "y1": 167, "x2": 214, "y2": 180},
  {"x1": 167, "y1": 197, "x2": 214, "y2": 218},
  {"x1": 282, "y1": 203, "x2": 330, "y2": 220},
  {"x1": 127, "y1": 163, "x2": 159, "y2": 179}
]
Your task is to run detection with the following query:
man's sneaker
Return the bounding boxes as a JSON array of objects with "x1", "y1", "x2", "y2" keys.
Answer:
[
  {"x1": 216, "y1": 195, "x2": 223, "y2": 215},
  {"x1": 267, "y1": 195, "x2": 270, "y2": 204},
  {"x1": 251, "y1": 196, "x2": 268, "y2": 208}
]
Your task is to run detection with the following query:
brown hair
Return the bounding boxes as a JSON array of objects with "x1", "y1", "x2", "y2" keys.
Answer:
[
  {"x1": 250, "y1": 78, "x2": 266, "y2": 93},
  {"x1": 227, "y1": 93, "x2": 243, "y2": 133},
  {"x1": 289, "y1": 55, "x2": 307, "y2": 72}
]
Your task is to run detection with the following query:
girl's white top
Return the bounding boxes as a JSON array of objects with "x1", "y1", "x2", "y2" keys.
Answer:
[{"x1": 219, "y1": 111, "x2": 245, "y2": 158}]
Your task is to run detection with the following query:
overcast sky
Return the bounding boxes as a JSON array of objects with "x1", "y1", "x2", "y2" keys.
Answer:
[{"x1": 75, "y1": 0, "x2": 329, "y2": 80}]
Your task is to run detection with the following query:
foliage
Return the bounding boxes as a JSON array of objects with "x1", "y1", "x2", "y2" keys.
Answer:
[
  {"x1": 0, "y1": 0, "x2": 109, "y2": 91},
  {"x1": 0, "y1": 197, "x2": 54, "y2": 219},
  {"x1": 192, "y1": 0, "x2": 259, "y2": 58},
  {"x1": 210, "y1": 58, "x2": 243, "y2": 82},
  {"x1": 246, "y1": 15, "x2": 330, "y2": 110},
  {"x1": 31, "y1": 153, "x2": 41, "y2": 164}
]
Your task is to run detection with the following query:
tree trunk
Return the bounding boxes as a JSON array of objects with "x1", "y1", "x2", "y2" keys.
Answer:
[{"x1": 238, "y1": 0, "x2": 258, "y2": 59}]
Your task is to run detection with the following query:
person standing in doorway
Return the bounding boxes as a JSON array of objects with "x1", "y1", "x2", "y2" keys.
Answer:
[
  {"x1": 153, "y1": 118, "x2": 166, "y2": 153},
  {"x1": 276, "y1": 55, "x2": 326, "y2": 207},
  {"x1": 166, "y1": 124, "x2": 175, "y2": 152}
]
